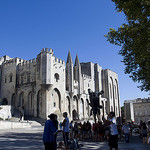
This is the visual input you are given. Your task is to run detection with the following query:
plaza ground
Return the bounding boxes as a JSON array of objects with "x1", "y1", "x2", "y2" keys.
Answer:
[{"x1": 0, "y1": 126, "x2": 150, "y2": 150}]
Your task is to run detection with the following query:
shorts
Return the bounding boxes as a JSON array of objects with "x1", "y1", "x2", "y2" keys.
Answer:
[{"x1": 108, "y1": 134, "x2": 118, "y2": 148}]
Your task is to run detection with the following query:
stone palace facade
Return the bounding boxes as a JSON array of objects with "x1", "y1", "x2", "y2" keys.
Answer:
[
  {"x1": 124, "y1": 98, "x2": 150, "y2": 123},
  {"x1": 0, "y1": 48, "x2": 121, "y2": 121}
]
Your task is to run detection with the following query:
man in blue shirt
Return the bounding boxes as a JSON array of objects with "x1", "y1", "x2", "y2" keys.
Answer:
[{"x1": 43, "y1": 113, "x2": 58, "y2": 150}]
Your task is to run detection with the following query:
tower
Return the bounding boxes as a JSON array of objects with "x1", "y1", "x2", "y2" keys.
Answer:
[
  {"x1": 74, "y1": 54, "x2": 82, "y2": 94},
  {"x1": 66, "y1": 51, "x2": 74, "y2": 95}
]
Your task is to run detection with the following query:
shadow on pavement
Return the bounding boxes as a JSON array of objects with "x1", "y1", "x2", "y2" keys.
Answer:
[{"x1": 0, "y1": 132, "x2": 44, "y2": 150}]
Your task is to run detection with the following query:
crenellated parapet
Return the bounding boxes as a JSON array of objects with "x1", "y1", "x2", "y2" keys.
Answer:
[
  {"x1": 40, "y1": 48, "x2": 53, "y2": 54},
  {"x1": 3, "y1": 57, "x2": 23, "y2": 66},
  {"x1": 18, "y1": 58, "x2": 36, "y2": 70},
  {"x1": 54, "y1": 56, "x2": 65, "y2": 66}
]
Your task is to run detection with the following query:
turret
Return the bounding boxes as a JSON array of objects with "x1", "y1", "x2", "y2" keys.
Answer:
[
  {"x1": 74, "y1": 54, "x2": 82, "y2": 94},
  {"x1": 36, "y1": 48, "x2": 54, "y2": 86},
  {"x1": 66, "y1": 50, "x2": 74, "y2": 94}
]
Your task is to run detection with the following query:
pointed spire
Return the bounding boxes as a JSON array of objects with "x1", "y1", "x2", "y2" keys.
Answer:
[
  {"x1": 67, "y1": 50, "x2": 73, "y2": 63},
  {"x1": 74, "y1": 54, "x2": 80, "y2": 66}
]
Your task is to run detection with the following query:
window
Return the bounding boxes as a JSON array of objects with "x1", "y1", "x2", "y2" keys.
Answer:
[
  {"x1": 54, "y1": 102, "x2": 56, "y2": 107},
  {"x1": 9, "y1": 74, "x2": 13, "y2": 82},
  {"x1": 54, "y1": 73, "x2": 59, "y2": 82},
  {"x1": 135, "y1": 111, "x2": 138, "y2": 115},
  {"x1": 27, "y1": 75, "x2": 30, "y2": 83}
]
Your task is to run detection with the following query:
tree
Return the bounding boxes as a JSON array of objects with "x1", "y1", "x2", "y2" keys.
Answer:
[{"x1": 105, "y1": 0, "x2": 150, "y2": 91}]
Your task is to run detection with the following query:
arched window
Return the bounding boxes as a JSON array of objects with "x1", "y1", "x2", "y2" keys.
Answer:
[{"x1": 54, "y1": 73, "x2": 59, "y2": 82}]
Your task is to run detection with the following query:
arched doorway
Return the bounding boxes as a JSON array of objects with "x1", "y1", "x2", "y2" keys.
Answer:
[
  {"x1": 51, "y1": 88, "x2": 61, "y2": 112},
  {"x1": 28, "y1": 91, "x2": 33, "y2": 116},
  {"x1": 79, "y1": 98, "x2": 84, "y2": 119},
  {"x1": 73, "y1": 96, "x2": 78, "y2": 115}
]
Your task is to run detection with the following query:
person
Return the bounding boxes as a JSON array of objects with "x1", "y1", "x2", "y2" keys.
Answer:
[
  {"x1": 142, "y1": 122, "x2": 148, "y2": 144},
  {"x1": 128, "y1": 122, "x2": 133, "y2": 136},
  {"x1": 103, "y1": 112, "x2": 118, "y2": 150},
  {"x1": 43, "y1": 113, "x2": 58, "y2": 150},
  {"x1": 53, "y1": 114, "x2": 59, "y2": 150},
  {"x1": 69, "y1": 120, "x2": 74, "y2": 139},
  {"x1": 139, "y1": 120, "x2": 143, "y2": 139},
  {"x1": 122, "y1": 122, "x2": 130, "y2": 143},
  {"x1": 62, "y1": 112, "x2": 70, "y2": 149},
  {"x1": 97, "y1": 121, "x2": 104, "y2": 142},
  {"x1": 147, "y1": 121, "x2": 150, "y2": 144},
  {"x1": 18, "y1": 106, "x2": 24, "y2": 121}
]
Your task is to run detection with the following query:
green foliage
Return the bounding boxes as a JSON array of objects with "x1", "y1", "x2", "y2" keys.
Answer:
[{"x1": 106, "y1": 0, "x2": 150, "y2": 91}]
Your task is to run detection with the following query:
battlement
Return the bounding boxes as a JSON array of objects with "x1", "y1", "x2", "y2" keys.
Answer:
[
  {"x1": 41, "y1": 48, "x2": 53, "y2": 54},
  {"x1": 54, "y1": 56, "x2": 65, "y2": 65},
  {"x1": 18, "y1": 58, "x2": 36, "y2": 69},
  {"x1": 3, "y1": 57, "x2": 23, "y2": 66}
]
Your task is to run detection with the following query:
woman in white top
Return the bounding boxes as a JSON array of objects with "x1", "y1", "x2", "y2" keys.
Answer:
[{"x1": 103, "y1": 112, "x2": 118, "y2": 150}]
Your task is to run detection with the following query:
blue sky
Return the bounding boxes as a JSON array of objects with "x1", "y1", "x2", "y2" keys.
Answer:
[{"x1": 0, "y1": 0, "x2": 149, "y2": 106}]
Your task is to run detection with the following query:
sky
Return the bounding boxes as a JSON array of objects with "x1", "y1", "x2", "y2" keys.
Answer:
[{"x1": 0, "y1": 0, "x2": 149, "y2": 106}]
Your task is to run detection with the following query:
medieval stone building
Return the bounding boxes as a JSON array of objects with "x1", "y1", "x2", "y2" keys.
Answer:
[
  {"x1": 0, "y1": 48, "x2": 121, "y2": 121},
  {"x1": 124, "y1": 98, "x2": 150, "y2": 123}
]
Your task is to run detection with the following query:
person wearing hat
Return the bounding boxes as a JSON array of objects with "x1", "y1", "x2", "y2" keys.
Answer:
[{"x1": 43, "y1": 113, "x2": 58, "y2": 150}]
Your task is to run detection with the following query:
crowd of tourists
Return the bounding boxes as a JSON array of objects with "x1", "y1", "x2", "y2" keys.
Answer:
[{"x1": 42, "y1": 111, "x2": 150, "y2": 150}]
